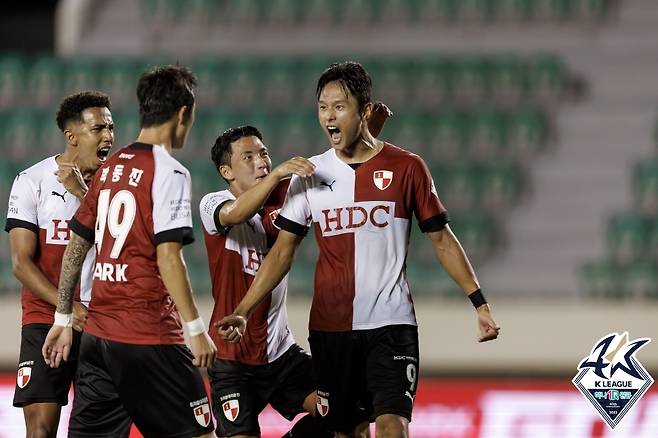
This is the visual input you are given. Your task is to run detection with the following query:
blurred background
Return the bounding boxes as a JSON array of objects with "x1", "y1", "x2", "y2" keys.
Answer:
[{"x1": 1, "y1": 0, "x2": 657, "y2": 436}]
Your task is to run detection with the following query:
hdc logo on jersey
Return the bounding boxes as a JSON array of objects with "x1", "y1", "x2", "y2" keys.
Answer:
[
  {"x1": 17, "y1": 366, "x2": 31, "y2": 389},
  {"x1": 193, "y1": 403, "x2": 212, "y2": 427},
  {"x1": 373, "y1": 170, "x2": 393, "y2": 191},
  {"x1": 46, "y1": 219, "x2": 71, "y2": 244},
  {"x1": 572, "y1": 332, "x2": 653, "y2": 429},
  {"x1": 320, "y1": 201, "x2": 395, "y2": 236},
  {"x1": 222, "y1": 399, "x2": 240, "y2": 422},
  {"x1": 317, "y1": 391, "x2": 330, "y2": 417}
]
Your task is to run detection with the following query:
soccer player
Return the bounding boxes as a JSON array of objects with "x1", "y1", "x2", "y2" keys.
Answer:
[
  {"x1": 42, "y1": 65, "x2": 217, "y2": 438},
  {"x1": 218, "y1": 61, "x2": 501, "y2": 438},
  {"x1": 5, "y1": 91, "x2": 113, "y2": 438},
  {"x1": 200, "y1": 105, "x2": 388, "y2": 438}
]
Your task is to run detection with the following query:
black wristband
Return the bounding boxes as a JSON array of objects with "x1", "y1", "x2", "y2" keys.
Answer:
[{"x1": 468, "y1": 289, "x2": 487, "y2": 308}]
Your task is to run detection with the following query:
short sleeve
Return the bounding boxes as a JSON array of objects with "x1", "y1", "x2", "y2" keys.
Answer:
[
  {"x1": 275, "y1": 175, "x2": 312, "y2": 236},
  {"x1": 5, "y1": 172, "x2": 39, "y2": 234},
  {"x1": 199, "y1": 191, "x2": 233, "y2": 236},
  {"x1": 411, "y1": 156, "x2": 449, "y2": 233},
  {"x1": 152, "y1": 161, "x2": 194, "y2": 246}
]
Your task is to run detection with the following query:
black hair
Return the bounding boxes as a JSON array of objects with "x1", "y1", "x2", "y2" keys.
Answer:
[
  {"x1": 211, "y1": 125, "x2": 263, "y2": 181},
  {"x1": 136, "y1": 65, "x2": 197, "y2": 128},
  {"x1": 315, "y1": 61, "x2": 372, "y2": 112},
  {"x1": 56, "y1": 91, "x2": 112, "y2": 132}
]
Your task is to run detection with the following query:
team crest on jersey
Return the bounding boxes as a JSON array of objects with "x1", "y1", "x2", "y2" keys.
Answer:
[
  {"x1": 572, "y1": 332, "x2": 654, "y2": 429},
  {"x1": 17, "y1": 366, "x2": 31, "y2": 389},
  {"x1": 222, "y1": 399, "x2": 240, "y2": 422},
  {"x1": 317, "y1": 391, "x2": 330, "y2": 417},
  {"x1": 373, "y1": 170, "x2": 393, "y2": 191}
]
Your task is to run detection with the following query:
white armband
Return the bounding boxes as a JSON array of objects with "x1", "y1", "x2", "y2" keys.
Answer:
[
  {"x1": 185, "y1": 316, "x2": 206, "y2": 337},
  {"x1": 54, "y1": 312, "x2": 73, "y2": 328}
]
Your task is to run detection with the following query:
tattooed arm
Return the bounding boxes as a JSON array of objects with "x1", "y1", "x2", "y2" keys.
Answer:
[
  {"x1": 42, "y1": 231, "x2": 92, "y2": 368},
  {"x1": 56, "y1": 232, "x2": 92, "y2": 314}
]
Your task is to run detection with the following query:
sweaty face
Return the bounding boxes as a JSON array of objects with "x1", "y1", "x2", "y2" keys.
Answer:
[
  {"x1": 69, "y1": 107, "x2": 114, "y2": 181},
  {"x1": 318, "y1": 80, "x2": 364, "y2": 153},
  {"x1": 226, "y1": 136, "x2": 272, "y2": 194}
]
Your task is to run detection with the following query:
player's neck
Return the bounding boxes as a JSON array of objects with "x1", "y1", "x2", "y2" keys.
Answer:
[
  {"x1": 336, "y1": 134, "x2": 383, "y2": 164},
  {"x1": 136, "y1": 126, "x2": 176, "y2": 154},
  {"x1": 57, "y1": 146, "x2": 77, "y2": 165}
]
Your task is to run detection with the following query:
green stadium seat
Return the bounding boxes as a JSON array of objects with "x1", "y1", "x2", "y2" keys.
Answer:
[
  {"x1": 0, "y1": 56, "x2": 25, "y2": 108},
  {"x1": 606, "y1": 212, "x2": 648, "y2": 265},
  {"x1": 262, "y1": 59, "x2": 302, "y2": 108},
  {"x1": 376, "y1": 0, "x2": 415, "y2": 24},
  {"x1": 409, "y1": 58, "x2": 451, "y2": 107},
  {"x1": 489, "y1": 56, "x2": 526, "y2": 104},
  {"x1": 273, "y1": 111, "x2": 321, "y2": 158},
  {"x1": 25, "y1": 57, "x2": 63, "y2": 107},
  {"x1": 98, "y1": 58, "x2": 139, "y2": 106},
  {"x1": 479, "y1": 161, "x2": 522, "y2": 210},
  {"x1": 432, "y1": 162, "x2": 478, "y2": 212},
  {"x1": 527, "y1": 54, "x2": 565, "y2": 101},
  {"x1": 506, "y1": 108, "x2": 548, "y2": 161},
  {"x1": 265, "y1": 0, "x2": 305, "y2": 26},
  {"x1": 623, "y1": 262, "x2": 658, "y2": 299},
  {"x1": 383, "y1": 113, "x2": 427, "y2": 155},
  {"x1": 632, "y1": 160, "x2": 658, "y2": 215},
  {"x1": 62, "y1": 58, "x2": 99, "y2": 96},
  {"x1": 451, "y1": 57, "x2": 491, "y2": 104},
  {"x1": 221, "y1": 58, "x2": 261, "y2": 110},
  {"x1": 1, "y1": 109, "x2": 41, "y2": 159},
  {"x1": 467, "y1": 109, "x2": 506, "y2": 161},
  {"x1": 111, "y1": 110, "x2": 140, "y2": 149},
  {"x1": 37, "y1": 109, "x2": 64, "y2": 155},
  {"x1": 581, "y1": 260, "x2": 623, "y2": 298},
  {"x1": 425, "y1": 110, "x2": 468, "y2": 162}
]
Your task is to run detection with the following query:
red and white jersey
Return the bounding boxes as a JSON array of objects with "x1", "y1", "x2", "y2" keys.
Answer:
[
  {"x1": 276, "y1": 143, "x2": 448, "y2": 332},
  {"x1": 200, "y1": 181, "x2": 294, "y2": 365},
  {"x1": 71, "y1": 143, "x2": 194, "y2": 345},
  {"x1": 5, "y1": 156, "x2": 94, "y2": 326}
]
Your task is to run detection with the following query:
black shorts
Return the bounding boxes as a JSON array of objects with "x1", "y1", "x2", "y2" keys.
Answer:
[
  {"x1": 13, "y1": 323, "x2": 81, "y2": 407},
  {"x1": 207, "y1": 344, "x2": 315, "y2": 437},
  {"x1": 68, "y1": 333, "x2": 214, "y2": 438},
  {"x1": 309, "y1": 324, "x2": 419, "y2": 433}
]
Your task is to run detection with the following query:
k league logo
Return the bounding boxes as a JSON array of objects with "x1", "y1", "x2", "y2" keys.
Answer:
[{"x1": 572, "y1": 332, "x2": 653, "y2": 429}]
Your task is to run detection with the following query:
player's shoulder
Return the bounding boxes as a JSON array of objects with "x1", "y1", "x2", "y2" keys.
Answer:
[
  {"x1": 382, "y1": 142, "x2": 428, "y2": 168},
  {"x1": 308, "y1": 148, "x2": 337, "y2": 166},
  {"x1": 200, "y1": 189, "x2": 233, "y2": 206},
  {"x1": 151, "y1": 145, "x2": 189, "y2": 175},
  {"x1": 13, "y1": 156, "x2": 57, "y2": 186}
]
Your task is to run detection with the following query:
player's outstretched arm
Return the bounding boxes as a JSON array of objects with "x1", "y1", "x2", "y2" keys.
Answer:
[
  {"x1": 219, "y1": 157, "x2": 315, "y2": 227},
  {"x1": 217, "y1": 229, "x2": 303, "y2": 342},
  {"x1": 156, "y1": 242, "x2": 217, "y2": 367},
  {"x1": 367, "y1": 101, "x2": 393, "y2": 138},
  {"x1": 427, "y1": 225, "x2": 500, "y2": 343},
  {"x1": 42, "y1": 232, "x2": 92, "y2": 367}
]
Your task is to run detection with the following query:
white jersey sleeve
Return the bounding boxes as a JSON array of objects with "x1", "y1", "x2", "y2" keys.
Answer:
[
  {"x1": 199, "y1": 191, "x2": 234, "y2": 235},
  {"x1": 277, "y1": 175, "x2": 312, "y2": 232},
  {"x1": 151, "y1": 150, "x2": 193, "y2": 243},
  {"x1": 6, "y1": 172, "x2": 39, "y2": 231}
]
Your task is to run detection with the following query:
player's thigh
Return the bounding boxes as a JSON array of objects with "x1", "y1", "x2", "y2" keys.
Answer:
[
  {"x1": 208, "y1": 359, "x2": 265, "y2": 437},
  {"x1": 13, "y1": 324, "x2": 80, "y2": 408},
  {"x1": 366, "y1": 325, "x2": 419, "y2": 422},
  {"x1": 68, "y1": 333, "x2": 132, "y2": 438},
  {"x1": 267, "y1": 344, "x2": 316, "y2": 420},
  {"x1": 309, "y1": 330, "x2": 370, "y2": 434},
  {"x1": 107, "y1": 342, "x2": 214, "y2": 438}
]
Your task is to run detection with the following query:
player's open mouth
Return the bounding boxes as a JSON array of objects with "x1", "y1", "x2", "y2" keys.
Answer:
[
  {"x1": 97, "y1": 146, "x2": 111, "y2": 162},
  {"x1": 327, "y1": 126, "x2": 341, "y2": 144}
]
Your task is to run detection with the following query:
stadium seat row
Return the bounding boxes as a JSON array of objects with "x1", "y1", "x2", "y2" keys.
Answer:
[
  {"x1": 141, "y1": 0, "x2": 615, "y2": 25},
  {"x1": 581, "y1": 260, "x2": 658, "y2": 300},
  {"x1": 0, "y1": 54, "x2": 569, "y2": 109}
]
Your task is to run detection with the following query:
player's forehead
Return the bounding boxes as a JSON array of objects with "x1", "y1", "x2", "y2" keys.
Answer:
[
  {"x1": 80, "y1": 107, "x2": 113, "y2": 126},
  {"x1": 318, "y1": 80, "x2": 354, "y2": 104},
  {"x1": 230, "y1": 135, "x2": 267, "y2": 156}
]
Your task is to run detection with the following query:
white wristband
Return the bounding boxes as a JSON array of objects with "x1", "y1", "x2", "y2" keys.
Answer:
[
  {"x1": 54, "y1": 312, "x2": 73, "y2": 328},
  {"x1": 185, "y1": 317, "x2": 205, "y2": 337}
]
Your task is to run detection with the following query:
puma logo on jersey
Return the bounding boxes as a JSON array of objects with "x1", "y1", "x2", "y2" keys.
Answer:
[
  {"x1": 93, "y1": 263, "x2": 128, "y2": 282},
  {"x1": 51, "y1": 190, "x2": 67, "y2": 202},
  {"x1": 320, "y1": 180, "x2": 336, "y2": 191},
  {"x1": 174, "y1": 169, "x2": 185, "y2": 175}
]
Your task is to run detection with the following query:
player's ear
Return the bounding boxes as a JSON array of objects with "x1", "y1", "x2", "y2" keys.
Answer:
[
  {"x1": 64, "y1": 128, "x2": 77, "y2": 147},
  {"x1": 361, "y1": 102, "x2": 373, "y2": 120},
  {"x1": 219, "y1": 164, "x2": 234, "y2": 182},
  {"x1": 177, "y1": 105, "x2": 193, "y2": 127}
]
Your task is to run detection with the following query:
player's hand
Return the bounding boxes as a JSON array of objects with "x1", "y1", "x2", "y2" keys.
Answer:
[
  {"x1": 367, "y1": 101, "x2": 393, "y2": 137},
  {"x1": 55, "y1": 162, "x2": 88, "y2": 199},
  {"x1": 42, "y1": 325, "x2": 73, "y2": 368},
  {"x1": 72, "y1": 302, "x2": 88, "y2": 332},
  {"x1": 189, "y1": 331, "x2": 217, "y2": 368},
  {"x1": 271, "y1": 157, "x2": 316, "y2": 180},
  {"x1": 476, "y1": 304, "x2": 500, "y2": 342},
  {"x1": 216, "y1": 314, "x2": 247, "y2": 343}
]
